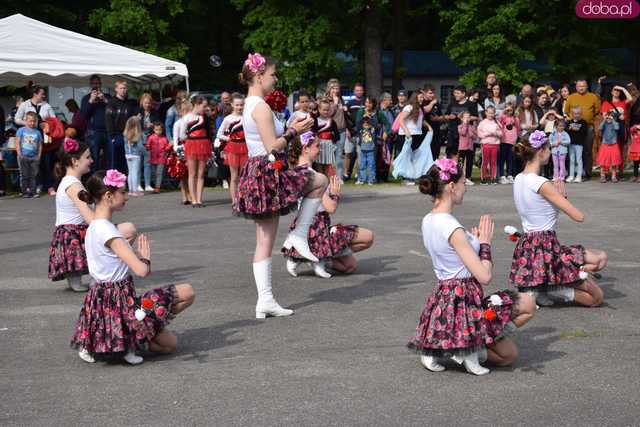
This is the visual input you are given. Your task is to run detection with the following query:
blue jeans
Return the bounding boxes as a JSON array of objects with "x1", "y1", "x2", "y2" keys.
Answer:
[
  {"x1": 108, "y1": 134, "x2": 127, "y2": 174},
  {"x1": 126, "y1": 155, "x2": 141, "y2": 191},
  {"x1": 86, "y1": 129, "x2": 108, "y2": 173},
  {"x1": 139, "y1": 147, "x2": 152, "y2": 187},
  {"x1": 569, "y1": 144, "x2": 583, "y2": 179},
  {"x1": 335, "y1": 130, "x2": 346, "y2": 179},
  {"x1": 358, "y1": 149, "x2": 376, "y2": 184}
]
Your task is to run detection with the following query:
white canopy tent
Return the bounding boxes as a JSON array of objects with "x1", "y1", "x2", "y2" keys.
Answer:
[{"x1": 0, "y1": 13, "x2": 189, "y2": 90}]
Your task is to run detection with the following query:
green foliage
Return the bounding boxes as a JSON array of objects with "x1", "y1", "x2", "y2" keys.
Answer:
[
  {"x1": 441, "y1": 0, "x2": 538, "y2": 89},
  {"x1": 88, "y1": 0, "x2": 188, "y2": 61},
  {"x1": 232, "y1": 0, "x2": 353, "y2": 91}
]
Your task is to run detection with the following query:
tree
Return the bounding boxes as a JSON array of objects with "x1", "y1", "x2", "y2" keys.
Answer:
[
  {"x1": 88, "y1": 0, "x2": 188, "y2": 61},
  {"x1": 232, "y1": 0, "x2": 352, "y2": 92},
  {"x1": 441, "y1": 0, "x2": 538, "y2": 90}
]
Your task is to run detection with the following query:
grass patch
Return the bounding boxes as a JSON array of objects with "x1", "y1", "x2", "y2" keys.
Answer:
[{"x1": 559, "y1": 329, "x2": 599, "y2": 339}]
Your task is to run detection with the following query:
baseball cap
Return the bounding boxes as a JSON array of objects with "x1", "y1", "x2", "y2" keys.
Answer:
[{"x1": 398, "y1": 90, "x2": 407, "y2": 97}]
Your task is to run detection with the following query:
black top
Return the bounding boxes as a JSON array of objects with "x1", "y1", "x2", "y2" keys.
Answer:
[{"x1": 105, "y1": 96, "x2": 140, "y2": 136}]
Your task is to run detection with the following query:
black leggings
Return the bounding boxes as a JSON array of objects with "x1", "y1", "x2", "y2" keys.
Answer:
[
  {"x1": 634, "y1": 160, "x2": 639, "y2": 177},
  {"x1": 459, "y1": 149, "x2": 475, "y2": 179}
]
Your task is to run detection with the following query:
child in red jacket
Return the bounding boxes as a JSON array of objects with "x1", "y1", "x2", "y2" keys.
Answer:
[{"x1": 145, "y1": 122, "x2": 172, "y2": 192}]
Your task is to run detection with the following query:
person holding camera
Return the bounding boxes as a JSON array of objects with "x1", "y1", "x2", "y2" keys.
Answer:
[
  {"x1": 80, "y1": 75, "x2": 111, "y2": 173},
  {"x1": 597, "y1": 111, "x2": 622, "y2": 182},
  {"x1": 601, "y1": 84, "x2": 635, "y2": 178}
]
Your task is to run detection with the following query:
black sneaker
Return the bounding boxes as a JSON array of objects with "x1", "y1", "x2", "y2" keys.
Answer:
[{"x1": 480, "y1": 180, "x2": 489, "y2": 186}]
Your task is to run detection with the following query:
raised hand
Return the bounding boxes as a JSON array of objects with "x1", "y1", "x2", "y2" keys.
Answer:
[
  {"x1": 292, "y1": 115, "x2": 314, "y2": 133},
  {"x1": 137, "y1": 233, "x2": 151, "y2": 261},
  {"x1": 329, "y1": 175, "x2": 341, "y2": 197},
  {"x1": 477, "y1": 215, "x2": 494, "y2": 244}
]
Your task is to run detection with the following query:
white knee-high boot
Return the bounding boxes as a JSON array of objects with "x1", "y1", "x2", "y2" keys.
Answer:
[
  {"x1": 66, "y1": 273, "x2": 89, "y2": 292},
  {"x1": 254, "y1": 258, "x2": 293, "y2": 319},
  {"x1": 282, "y1": 197, "x2": 321, "y2": 262}
]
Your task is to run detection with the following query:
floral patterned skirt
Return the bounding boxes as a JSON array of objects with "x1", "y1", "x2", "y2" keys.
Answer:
[
  {"x1": 509, "y1": 230, "x2": 585, "y2": 291},
  {"x1": 48, "y1": 224, "x2": 89, "y2": 281},
  {"x1": 233, "y1": 153, "x2": 311, "y2": 219},
  {"x1": 407, "y1": 277, "x2": 518, "y2": 356},
  {"x1": 281, "y1": 211, "x2": 358, "y2": 261},
  {"x1": 70, "y1": 276, "x2": 176, "y2": 354}
]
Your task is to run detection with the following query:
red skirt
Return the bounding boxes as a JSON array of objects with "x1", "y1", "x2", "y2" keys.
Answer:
[
  {"x1": 598, "y1": 144, "x2": 622, "y2": 167},
  {"x1": 628, "y1": 139, "x2": 640, "y2": 161},
  {"x1": 184, "y1": 139, "x2": 212, "y2": 161},
  {"x1": 224, "y1": 141, "x2": 249, "y2": 168}
]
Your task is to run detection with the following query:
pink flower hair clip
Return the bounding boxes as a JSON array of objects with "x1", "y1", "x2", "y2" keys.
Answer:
[
  {"x1": 434, "y1": 158, "x2": 458, "y2": 181},
  {"x1": 63, "y1": 138, "x2": 79, "y2": 153},
  {"x1": 103, "y1": 169, "x2": 127, "y2": 188},
  {"x1": 245, "y1": 53, "x2": 266, "y2": 74},
  {"x1": 300, "y1": 131, "x2": 315, "y2": 146}
]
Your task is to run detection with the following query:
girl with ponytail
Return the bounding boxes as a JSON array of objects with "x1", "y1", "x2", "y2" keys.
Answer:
[
  {"x1": 48, "y1": 136, "x2": 137, "y2": 292},
  {"x1": 408, "y1": 159, "x2": 535, "y2": 375},
  {"x1": 509, "y1": 131, "x2": 607, "y2": 307},
  {"x1": 281, "y1": 132, "x2": 373, "y2": 278},
  {"x1": 71, "y1": 170, "x2": 195, "y2": 365}
]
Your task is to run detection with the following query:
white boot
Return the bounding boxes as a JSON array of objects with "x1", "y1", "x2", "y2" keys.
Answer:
[
  {"x1": 285, "y1": 258, "x2": 299, "y2": 277},
  {"x1": 254, "y1": 258, "x2": 294, "y2": 319},
  {"x1": 420, "y1": 355, "x2": 445, "y2": 372},
  {"x1": 452, "y1": 352, "x2": 490, "y2": 376},
  {"x1": 78, "y1": 348, "x2": 95, "y2": 363},
  {"x1": 282, "y1": 198, "x2": 321, "y2": 262},
  {"x1": 123, "y1": 350, "x2": 144, "y2": 365},
  {"x1": 67, "y1": 274, "x2": 89, "y2": 292},
  {"x1": 313, "y1": 260, "x2": 332, "y2": 278}
]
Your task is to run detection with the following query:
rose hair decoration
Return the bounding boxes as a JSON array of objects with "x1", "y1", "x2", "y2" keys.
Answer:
[
  {"x1": 245, "y1": 52, "x2": 266, "y2": 74},
  {"x1": 529, "y1": 130, "x2": 548, "y2": 149},
  {"x1": 103, "y1": 169, "x2": 127, "y2": 188},
  {"x1": 300, "y1": 131, "x2": 315, "y2": 146},
  {"x1": 63, "y1": 138, "x2": 80, "y2": 153},
  {"x1": 434, "y1": 158, "x2": 458, "y2": 181}
]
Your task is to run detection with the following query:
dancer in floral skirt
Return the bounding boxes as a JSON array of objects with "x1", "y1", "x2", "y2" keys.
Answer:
[
  {"x1": 282, "y1": 132, "x2": 374, "y2": 278},
  {"x1": 510, "y1": 130, "x2": 608, "y2": 307},
  {"x1": 48, "y1": 136, "x2": 136, "y2": 291},
  {"x1": 70, "y1": 170, "x2": 195, "y2": 365},
  {"x1": 408, "y1": 159, "x2": 535, "y2": 375},
  {"x1": 233, "y1": 53, "x2": 327, "y2": 319}
]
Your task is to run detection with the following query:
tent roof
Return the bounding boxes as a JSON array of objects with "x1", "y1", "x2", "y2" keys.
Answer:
[{"x1": 0, "y1": 14, "x2": 188, "y2": 87}]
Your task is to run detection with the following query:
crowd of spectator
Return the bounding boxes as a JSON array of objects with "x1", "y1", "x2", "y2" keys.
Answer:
[{"x1": 2, "y1": 71, "x2": 639, "y2": 201}]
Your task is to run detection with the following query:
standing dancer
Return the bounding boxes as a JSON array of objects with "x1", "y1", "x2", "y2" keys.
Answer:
[
  {"x1": 71, "y1": 170, "x2": 195, "y2": 364},
  {"x1": 408, "y1": 159, "x2": 535, "y2": 375},
  {"x1": 314, "y1": 98, "x2": 340, "y2": 177},
  {"x1": 182, "y1": 96, "x2": 212, "y2": 207},
  {"x1": 282, "y1": 132, "x2": 374, "y2": 278},
  {"x1": 233, "y1": 53, "x2": 327, "y2": 319},
  {"x1": 216, "y1": 93, "x2": 247, "y2": 204},
  {"x1": 510, "y1": 130, "x2": 607, "y2": 307},
  {"x1": 49, "y1": 138, "x2": 136, "y2": 291}
]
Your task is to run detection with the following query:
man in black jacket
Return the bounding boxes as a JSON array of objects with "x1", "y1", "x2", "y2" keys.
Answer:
[
  {"x1": 80, "y1": 74, "x2": 111, "y2": 172},
  {"x1": 105, "y1": 80, "x2": 139, "y2": 173}
]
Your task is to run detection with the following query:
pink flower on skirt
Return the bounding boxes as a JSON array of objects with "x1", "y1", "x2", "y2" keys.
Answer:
[
  {"x1": 471, "y1": 309, "x2": 482, "y2": 319},
  {"x1": 442, "y1": 340, "x2": 452, "y2": 349},
  {"x1": 519, "y1": 258, "x2": 527, "y2": 266},
  {"x1": 155, "y1": 307, "x2": 166, "y2": 317},
  {"x1": 454, "y1": 286, "x2": 464, "y2": 297},
  {"x1": 433, "y1": 306, "x2": 442, "y2": 317}
]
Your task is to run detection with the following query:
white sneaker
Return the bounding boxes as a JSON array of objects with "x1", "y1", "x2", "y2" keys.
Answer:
[
  {"x1": 507, "y1": 175, "x2": 514, "y2": 183},
  {"x1": 137, "y1": 185, "x2": 144, "y2": 192},
  {"x1": 78, "y1": 348, "x2": 95, "y2": 363},
  {"x1": 574, "y1": 177, "x2": 582, "y2": 183},
  {"x1": 123, "y1": 350, "x2": 144, "y2": 365},
  {"x1": 565, "y1": 176, "x2": 574, "y2": 183},
  {"x1": 465, "y1": 178, "x2": 475, "y2": 186},
  {"x1": 313, "y1": 260, "x2": 332, "y2": 278},
  {"x1": 420, "y1": 355, "x2": 445, "y2": 372},
  {"x1": 222, "y1": 180, "x2": 229, "y2": 189},
  {"x1": 144, "y1": 185, "x2": 154, "y2": 192},
  {"x1": 355, "y1": 181, "x2": 364, "y2": 185},
  {"x1": 499, "y1": 176, "x2": 508, "y2": 185},
  {"x1": 403, "y1": 180, "x2": 415, "y2": 186},
  {"x1": 285, "y1": 259, "x2": 299, "y2": 277}
]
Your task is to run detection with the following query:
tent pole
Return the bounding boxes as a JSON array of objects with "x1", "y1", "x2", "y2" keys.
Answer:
[{"x1": 186, "y1": 77, "x2": 190, "y2": 93}]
